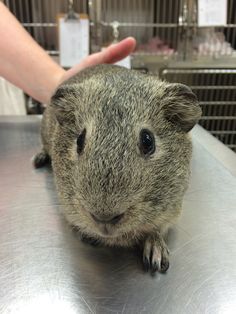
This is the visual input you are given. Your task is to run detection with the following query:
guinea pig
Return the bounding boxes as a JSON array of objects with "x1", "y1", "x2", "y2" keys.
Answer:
[{"x1": 34, "y1": 64, "x2": 201, "y2": 273}]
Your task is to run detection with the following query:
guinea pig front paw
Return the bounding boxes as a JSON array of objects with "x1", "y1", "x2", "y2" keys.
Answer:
[
  {"x1": 143, "y1": 235, "x2": 169, "y2": 273},
  {"x1": 33, "y1": 151, "x2": 50, "y2": 168},
  {"x1": 80, "y1": 233, "x2": 101, "y2": 247}
]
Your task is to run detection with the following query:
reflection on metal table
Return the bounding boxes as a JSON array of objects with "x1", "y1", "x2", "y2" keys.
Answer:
[{"x1": 0, "y1": 116, "x2": 236, "y2": 314}]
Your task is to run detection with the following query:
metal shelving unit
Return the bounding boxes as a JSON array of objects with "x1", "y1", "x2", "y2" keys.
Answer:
[
  {"x1": 2, "y1": 0, "x2": 236, "y2": 151},
  {"x1": 160, "y1": 68, "x2": 236, "y2": 151}
]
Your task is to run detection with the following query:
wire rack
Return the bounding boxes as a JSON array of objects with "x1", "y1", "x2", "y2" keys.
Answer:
[
  {"x1": 3, "y1": 0, "x2": 236, "y2": 59},
  {"x1": 97, "y1": 0, "x2": 181, "y2": 53},
  {"x1": 160, "y1": 68, "x2": 236, "y2": 152}
]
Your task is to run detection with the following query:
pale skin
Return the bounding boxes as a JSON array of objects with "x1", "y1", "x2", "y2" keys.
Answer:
[{"x1": 0, "y1": 2, "x2": 136, "y2": 104}]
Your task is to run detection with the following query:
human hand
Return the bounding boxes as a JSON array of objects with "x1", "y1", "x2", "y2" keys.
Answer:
[
  {"x1": 61, "y1": 37, "x2": 136, "y2": 82},
  {"x1": 0, "y1": 3, "x2": 136, "y2": 104}
]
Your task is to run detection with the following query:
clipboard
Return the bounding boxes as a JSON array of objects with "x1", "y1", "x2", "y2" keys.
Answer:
[{"x1": 58, "y1": 13, "x2": 89, "y2": 68}]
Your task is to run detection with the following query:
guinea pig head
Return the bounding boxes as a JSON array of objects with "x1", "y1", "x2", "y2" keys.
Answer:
[{"x1": 50, "y1": 72, "x2": 201, "y2": 242}]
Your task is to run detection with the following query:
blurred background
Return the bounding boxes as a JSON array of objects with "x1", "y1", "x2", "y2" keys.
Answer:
[{"x1": 1, "y1": 0, "x2": 236, "y2": 152}]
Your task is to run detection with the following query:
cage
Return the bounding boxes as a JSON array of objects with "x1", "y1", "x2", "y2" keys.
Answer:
[
  {"x1": 1, "y1": 0, "x2": 236, "y2": 151},
  {"x1": 160, "y1": 68, "x2": 236, "y2": 151}
]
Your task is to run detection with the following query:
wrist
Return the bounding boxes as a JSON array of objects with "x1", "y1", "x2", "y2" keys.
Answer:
[{"x1": 44, "y1": 67, "x2": 66, "y2": 104}]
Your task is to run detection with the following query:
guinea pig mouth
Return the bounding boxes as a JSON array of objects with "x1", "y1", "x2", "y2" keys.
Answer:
[
  {"x1": 99, "y1": 224, "x2": 112, "y2": 236},
  {"x1": 96, "y1": 223, "x2": 120, "y2": 237}
]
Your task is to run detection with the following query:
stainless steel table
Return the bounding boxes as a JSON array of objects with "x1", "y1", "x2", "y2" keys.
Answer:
[{"x1": 0, "y1": 116, "x2": 236, "y2": 314}]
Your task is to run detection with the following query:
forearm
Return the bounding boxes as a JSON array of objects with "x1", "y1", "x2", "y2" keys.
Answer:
[
  {"x1": 0, "y1": 3, "x2": 65, "y2": 103},
  {"x1": 0, "y1": 3, "x2": 136, "y2": 104}
]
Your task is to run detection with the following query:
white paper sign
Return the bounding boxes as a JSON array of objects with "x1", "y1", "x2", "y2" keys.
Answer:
[
  {"x1": 59, "y1": 16, "x2": 89, "y2": 67},
  {"x1": 198, "y1": 0, "x2": 227, "y2": 27}
]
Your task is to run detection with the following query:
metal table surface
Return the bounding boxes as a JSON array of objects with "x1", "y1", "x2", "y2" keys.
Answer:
[{"x1": 0, "y1": 116, "x2": 236, "y2": 314}]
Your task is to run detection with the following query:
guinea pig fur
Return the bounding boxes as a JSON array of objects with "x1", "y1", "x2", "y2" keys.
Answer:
[{"x1": 34, "y1": 64, "x2": 202, "y2": 273}]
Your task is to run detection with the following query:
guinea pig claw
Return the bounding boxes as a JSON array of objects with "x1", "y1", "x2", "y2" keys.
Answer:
[
  {"x1": 143, "y1": 235, "x2": 169, "y2": 273},
  {"x1": 160, "y1": 254, "x2": 170, "y2": 273},
  {"x1": 143, "y1": 256, "x2": 150, "y2": 272}
]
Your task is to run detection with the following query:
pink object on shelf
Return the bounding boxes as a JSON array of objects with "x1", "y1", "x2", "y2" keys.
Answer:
[{"x1": 136, "y1": 36, "x2": 174, "y2": 55}]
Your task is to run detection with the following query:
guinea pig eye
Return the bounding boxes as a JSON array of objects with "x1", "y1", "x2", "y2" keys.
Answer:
[
  {"x1": 77, "y1": 128, "x2": 86, "y2": 154},
  {"x1": 139, "y1": 129, "x2": 155, "y2": 157}
]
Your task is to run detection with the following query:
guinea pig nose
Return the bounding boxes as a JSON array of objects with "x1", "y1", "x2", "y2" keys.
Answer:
[
  {"x1": 109, "y1": 213, "x2": 124, "y2": 224},
  {"x1": 91, "y1": 213, "x2": 124, "y2": 225}
]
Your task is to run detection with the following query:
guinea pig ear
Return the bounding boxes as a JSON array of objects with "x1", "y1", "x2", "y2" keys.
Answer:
[
  {"x1": 162, "y1": 83, "x2": 202, "y2": 132},
  {"x1": 50, "y1": 84, "x2": 79, "y2": 126}
]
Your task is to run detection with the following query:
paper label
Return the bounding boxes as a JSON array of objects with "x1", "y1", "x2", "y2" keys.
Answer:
[
  {"x1": 198, "y1": 0, "x2": 227, "y2": 27},
  {"x1": 59, "y1": 16, "x2": 89, "y2": 67}
]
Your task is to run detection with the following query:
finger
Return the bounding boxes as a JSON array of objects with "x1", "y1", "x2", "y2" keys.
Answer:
[
  {"x1": 100, "y1": 37, "x2": 136, "y2": 64},
  {"x1": 81, "y1": 37, "x2": 136, "y2": 67},
  {"x1": 64, "y1": 37, "x2": 136, "y2": 79}
]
